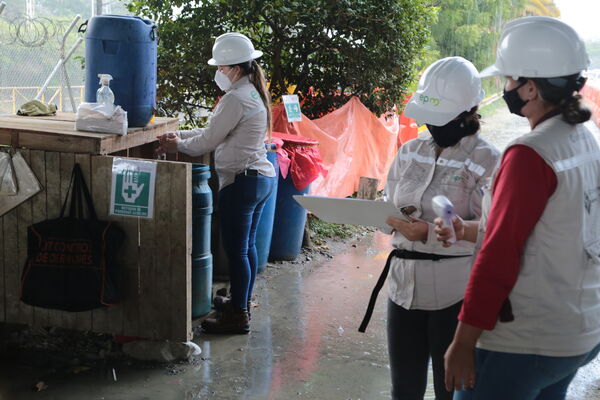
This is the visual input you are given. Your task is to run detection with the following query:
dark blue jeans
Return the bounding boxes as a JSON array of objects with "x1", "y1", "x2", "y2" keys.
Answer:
[
  {"x1": 218, "y1": 173, "x2": 276, "y2": 310},
  {"x1": 454, "y1": 342, "x2": 600, "y2": 400}
]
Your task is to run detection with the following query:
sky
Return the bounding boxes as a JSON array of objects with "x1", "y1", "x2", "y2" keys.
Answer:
[{"x1": 555, "y1": 0, "x2": 600, "y2": 42}]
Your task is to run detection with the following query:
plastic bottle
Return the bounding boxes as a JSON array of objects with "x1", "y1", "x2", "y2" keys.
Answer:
[{"x1": 96, "y1": 74, "x2": 115, "y2": 106}]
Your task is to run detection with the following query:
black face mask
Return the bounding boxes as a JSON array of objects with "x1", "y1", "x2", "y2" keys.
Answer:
[
  {"x1": 503, "y1": 80, "x2": 529, "y2": 116},
  {"x1": 426, "y1": 118, "x2": 471, "y2": 148}
]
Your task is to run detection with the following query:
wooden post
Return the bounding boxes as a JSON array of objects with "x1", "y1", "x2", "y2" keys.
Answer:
[{"x1": 357, "y1": 177, "x2": 379, "y2": 200}]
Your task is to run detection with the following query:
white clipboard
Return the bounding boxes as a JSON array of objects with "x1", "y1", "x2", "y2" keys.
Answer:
[{"x1": 293, "y1": 195, "x2": 408, "y2": 230}]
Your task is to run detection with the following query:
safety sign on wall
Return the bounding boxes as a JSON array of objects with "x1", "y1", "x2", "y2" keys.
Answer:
[
  {"x1": 282, "y1": 94, "x2": 303, "y2": 122},
  {"x1": 110, "y1": 158, "x2": 157, "y2": 218}
]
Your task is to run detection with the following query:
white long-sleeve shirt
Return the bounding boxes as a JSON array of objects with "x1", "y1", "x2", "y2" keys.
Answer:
[
  {"x1": 386, "y1": 132, "x2": 500, "y2": 310},
  {"x1": 177, "y1": 76, "x2": 275, "y2": 190}
]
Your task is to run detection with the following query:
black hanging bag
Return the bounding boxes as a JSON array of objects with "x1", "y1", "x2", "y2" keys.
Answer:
[{"x1": 20, "y1": 163, "x2": 124, "y2": 311}]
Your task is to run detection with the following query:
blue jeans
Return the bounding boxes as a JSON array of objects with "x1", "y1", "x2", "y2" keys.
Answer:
[
  {"x1": 454, "y1": 342, "x2": 600, "y2": 400},
  {"x1": 218, "y1": 173, "x2": 276, "y2": 310}
]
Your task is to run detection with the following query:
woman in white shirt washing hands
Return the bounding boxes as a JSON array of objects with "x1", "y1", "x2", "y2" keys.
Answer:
[{"x1": 157, "y1": 32, "x2": 276, "y2": 334}]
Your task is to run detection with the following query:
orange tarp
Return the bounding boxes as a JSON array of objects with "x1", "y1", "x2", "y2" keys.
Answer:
[{"x1": 272, "y1": 97, "x2": 417, "y2": 198}]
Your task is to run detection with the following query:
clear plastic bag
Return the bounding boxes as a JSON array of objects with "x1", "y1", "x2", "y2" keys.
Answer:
[
  {"x1": 0, "y1": 150, "x2": 18, "y2": 196},
  {"x1": 0, "y1": 151, "x2": 42, "y2": 216},
  {"x1": 75, "y1": 102, "x2": 128, "y2": 136}
]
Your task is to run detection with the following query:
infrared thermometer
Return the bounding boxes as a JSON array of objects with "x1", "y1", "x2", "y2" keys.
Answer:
[{"x1": 432, "y1": 195, "x2": 456, "y2": 244}]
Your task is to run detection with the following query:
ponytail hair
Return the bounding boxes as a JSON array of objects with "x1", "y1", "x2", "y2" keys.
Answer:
[
  {"x1": 234, "y1": 59, "x2": 272, "y2": 134},
  {"x1": 531, "y1": 74, "x2": 591, "y2": 125}
]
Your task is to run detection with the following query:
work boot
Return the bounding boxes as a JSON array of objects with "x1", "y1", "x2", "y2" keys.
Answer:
[
  {"x1": 201, "y1": 303, "x2": 250, "y2": 334},
  {"x1": 214, "y1": 295, "x2": 252, "y2": 321}
]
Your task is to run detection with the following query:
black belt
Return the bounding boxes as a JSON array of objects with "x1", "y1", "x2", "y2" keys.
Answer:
[
  {"x1": 358, "y1": 249, "x2": 470, "y2": 333},
  {"x1": 238, "y1": 169, "x2": 259, "y2": 176}
]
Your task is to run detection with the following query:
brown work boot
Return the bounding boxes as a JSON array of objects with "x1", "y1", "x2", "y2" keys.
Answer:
[
  {"x1": 214, "y1": 296, "x2": 252, "y2": 321},
  {"x1": 201, "y1": 303, "x2": 250, "y2": 334}
]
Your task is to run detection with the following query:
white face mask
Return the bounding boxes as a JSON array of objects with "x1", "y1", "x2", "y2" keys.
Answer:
[{"x1": 214, "y1": 69, "x2": 233, "y2": 91}]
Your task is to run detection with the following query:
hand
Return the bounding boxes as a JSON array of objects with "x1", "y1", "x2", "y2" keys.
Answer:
[
  {"x1": 386, "y1": 216, "x2": 428, "y2": 242},
  {"x1": 121, "y1": 171, "x2": 145, "y2": 204},
  {"x1": 434, "y1": 216, "x2": 465, "y2": 247},
  {"x1": 444, "y1": 339, "x2": 476, "y2": 391},
  {"x1": 156, "y1": 131, "x2": 177, "y2": 143},
  {"x1": 156, "y1": 132, "x2": 180, "y2": 155}
]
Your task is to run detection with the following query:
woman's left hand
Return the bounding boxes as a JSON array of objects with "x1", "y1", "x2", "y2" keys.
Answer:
[
  {"x1": 386, "y1": 216, "x2": 428, "y2": 242},
  {"x1": 444, "y1": 339, "x2": 476, "y2": 391}
]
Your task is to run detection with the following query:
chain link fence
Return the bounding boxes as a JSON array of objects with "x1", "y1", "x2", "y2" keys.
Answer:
[{"x1": 0, "y1": 0, "x2": 129, "y2": 115}]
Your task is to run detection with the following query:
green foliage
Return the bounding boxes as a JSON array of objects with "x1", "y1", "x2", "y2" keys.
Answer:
[
  {"x1": 428, "y1": 0, "x2": 525, "y2": 95},
  {"x1": 307, "y1": 214, "x2": 355, "y2": 240},
  {"x1": 127, "y1": 0, "x2": 436, "y2": 122}
]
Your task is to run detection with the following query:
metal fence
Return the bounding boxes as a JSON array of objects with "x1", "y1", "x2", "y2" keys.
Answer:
[
  {"x1": 0, "y1": 85, "x2": 84, "y2": 114},
  {"x1": 0, "y1": 1, "x2": 130, "y2": 115}
]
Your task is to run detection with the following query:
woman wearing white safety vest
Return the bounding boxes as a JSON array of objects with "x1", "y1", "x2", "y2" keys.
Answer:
[
  {"x1": 157, "y1": 33, "x2": 276, "y2": 334},
  {"x1": 359, "y1": 57, "x2": 500, "y2": 400},
  {"x1": 436, "y1": 17, "x2": 600, "y2": 400}
]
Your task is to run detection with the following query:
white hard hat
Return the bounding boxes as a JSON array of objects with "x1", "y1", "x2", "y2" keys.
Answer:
[
  {"x1": 404, "y1": 57, "x2": 484, "y2": 126},
  {"x1": 208, "y1": 32, "x2": 263, "y2": 66},
  {"x1": 480, "y1": 16, "x2": 590, "y2": 78}
]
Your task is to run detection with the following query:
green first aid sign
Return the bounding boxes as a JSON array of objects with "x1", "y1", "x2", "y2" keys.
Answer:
[
  {"x1": 110, "y1": 158, "x2": 157, "y2": 218},
  {"x1": 282, "y1": 94, "x2": 302, "y2": 122}
]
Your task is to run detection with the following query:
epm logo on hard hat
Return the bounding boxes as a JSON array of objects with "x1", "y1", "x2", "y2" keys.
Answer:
[{"x1": 419, "y1": 94, "x2": 440, "y2": 106}]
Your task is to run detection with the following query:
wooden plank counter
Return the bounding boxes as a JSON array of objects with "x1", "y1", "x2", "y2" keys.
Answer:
[
  {"x1": 0, "y1": 150, "x2": 193, "y2": 341},
  {"x1": 0, "y1": 113, "x2": 179, "y2": 154}
]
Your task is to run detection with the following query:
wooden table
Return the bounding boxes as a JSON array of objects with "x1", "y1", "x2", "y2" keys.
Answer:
[{"x1": 0, "y1": 113, "x2": 179, "y2": 154}]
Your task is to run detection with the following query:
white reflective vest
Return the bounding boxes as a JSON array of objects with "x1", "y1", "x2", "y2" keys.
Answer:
[
  {"x1": 477, "y1": 116, "x2": 600, "y2": 356},
  {"x1": 386, "y1": 133, "x2": 500, "y2": 310}
]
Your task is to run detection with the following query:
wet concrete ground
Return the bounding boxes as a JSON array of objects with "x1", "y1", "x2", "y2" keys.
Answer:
[
  {"x1": 0, "y1": 233, "x2": 392, "y2": 400},
  {"x1": 1, "y1": 231, "x2": 599, "y2": 399}
]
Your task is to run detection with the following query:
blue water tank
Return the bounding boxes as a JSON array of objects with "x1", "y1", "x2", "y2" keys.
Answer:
[
  {"x1": 83, "y1": 15, "x2": 157, "y2": 127},
  {"x1": 256, "y1": 145, "x2": 279, "y2": 273},
  {"x1": 269, "y1": 175, "x2": 310, "y2": 261},
  {"x1": 191, "y1": 164, "x2": 213, "y2": 318}
]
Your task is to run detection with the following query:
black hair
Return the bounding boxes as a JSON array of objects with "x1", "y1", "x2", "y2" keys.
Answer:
[
  {"x1": 529, "y1": 74, "x2": 591, "y2": 125},
  {"x1": 458, "y1": 106, "x2": 481, "y2": 136}
]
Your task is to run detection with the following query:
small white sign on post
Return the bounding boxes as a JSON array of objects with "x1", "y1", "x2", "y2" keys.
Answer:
[
  {"x1": 282, "y1": 94, "x2": 303, "y2": 122},
  {"x1": 110, "y1": 158, "x2": 157, "y2": 218}
]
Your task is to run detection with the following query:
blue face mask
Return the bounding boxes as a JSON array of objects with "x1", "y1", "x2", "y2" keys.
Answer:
[{"x1": 503, "y1": 80, "x2": 529, "y2": 116}]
